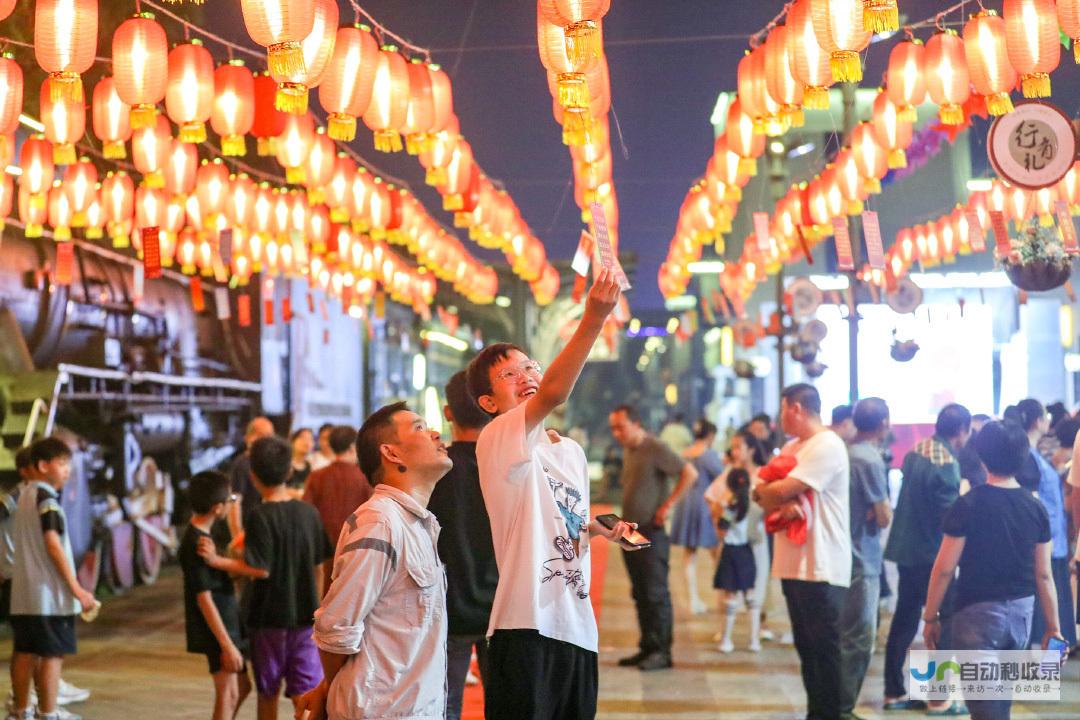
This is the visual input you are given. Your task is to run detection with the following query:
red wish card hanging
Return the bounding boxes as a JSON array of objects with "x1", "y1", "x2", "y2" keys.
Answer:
[
  {"x1": 190, "y1": 276, "x2": 205, "y2": 312},
  {"x1": 966, "y1": 209, "x2": 986, "y2": 253},
  {"x1": 753, "y1": 212, "x2": 771, "y2": 252},
  {"x1": 263, "y1": 297, "x2": 274, "y2": 325},
  {"x1": 306, "y1": 293, "x2": 315, "y2": 314},
  {"x1": 831, "y1": 217, "x2": 854, "y2": 271},
  {"x1": 142, "y1": 227, "x2": 162, "y2": 279},
  {"x1": 319, "y1": 299, "x2": 329, "y2": 321},
  {"x1": 55, "y1": 242, "x2": 74, "y2": 286},
  {"x1": 282, "y1": 296, "x2": 294, "y2": 322},
  {"x1": 237, "y1": 293, "x2": 251, "y2": 327},
  {"x1": 989, "y1": 210, "x2": 1011, "y2": 255},
  {"x1": 1055, "y1": 201, "x2": 1079, "y2": 255},
  {"x1": 861, "y1": 211, "x2": 885, "y2": 269}
]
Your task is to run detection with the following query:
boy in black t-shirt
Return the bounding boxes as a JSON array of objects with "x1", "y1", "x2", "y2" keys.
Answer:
[
  {"x1": 199, "y1": 436, "x2": 332, "y2": 720},
  {"x1": 179, "y1": 471, "x2": 261, "y2": 720},
  {"x1": 922, "y1": 421, "x2": 1063, "y2": 720}
]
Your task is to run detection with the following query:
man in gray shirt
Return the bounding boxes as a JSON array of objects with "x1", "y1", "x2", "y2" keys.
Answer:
[
  {"x1": 609, "y1": 405, "x2": 697, "y2": 671},
  {"x1": 840, "y1": 398, "x2": 893, "y2": 717}
]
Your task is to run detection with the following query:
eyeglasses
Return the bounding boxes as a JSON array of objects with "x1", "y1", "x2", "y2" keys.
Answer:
[{"x1": 494, "y1": 361, "x2": 543, "y2": 384}]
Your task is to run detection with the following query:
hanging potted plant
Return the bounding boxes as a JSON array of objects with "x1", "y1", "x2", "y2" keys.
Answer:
[{"x1": 997, "y1": 221, "x2": 1075, "y2": 292}]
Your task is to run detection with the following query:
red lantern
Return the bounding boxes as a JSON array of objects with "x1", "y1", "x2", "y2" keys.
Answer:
[
  {"x1": 537, "y1": 0, "x2": 610, "y2": 70},
  {"x1": 92, "y1": 77, "x2": 131, "y2": 160},
  {"x1": 885, "y1": 40, "x2": 926, "y2": 123},
  {"x1": 0, "y1": 0, "x2": 13, "y2": 21},
  {"x1": 963, "y1": 11, "x2": 1018, "y2": 116},
  {"x1": 251, "y1": 72, "x2": 287, "y2": 156},
  {"x1": 303, "y1": 128, "x2": 336, "y2": 192},
  {"x1": 131, "y1": 114, "x2": 171, "y2": 188},
  {"x1": 196, "y1": 159, "x2": 230, "y2": 221},
  {"x1": 227, "y1": 173, "x2": 256, "y2": 229},
  {"x1": 135, "y1": 184, "x2": 165, "y2": 230},
  {"x1": 764, "y1": 24, "x2": 804, "y2": 128},
  {"x1": 811, "y1": 0, "x2": 873, "y2": 83},
  {"x1": 863, "y1": 1, "x2": 899, "y2": 33},
  {"x1": 48, "y1": 182, "x2": 74, "y2": 239},
  {"x1": 429, "y1": 64, "x2": 454, "y2": 133},
  {"x1": 0, "y1": 53, "x2": 23, "y2": 139},
  {"x1": 851, "y1": 122, "x2": 887, "y2": 192},
  {"x1": 788, "y1": 0, "x2": 834, "y2": 109},
  {"x1": 403, "y1": 60, "x2": 436, "y2": 155},
  {"x1": 39, "y1": 79, "x2": 84, "y2": 166},
  {"x1": 19, "y1": 187, "x2": 47, "y2": 237},
  {"x1": 1004, "y1": 0, "x2": 1060, "y2": 97},
  {"x1": 166, "y1": 40, "x2": 215, "y2": 143},
  {"x1": 925, "y1": 31, "x2": 971, "y2": 126},
  {"x1": 240, "y1": 0, "x2": 315, "y2": 84},
  {"x1": 113, "y1": 13, "x2": 169, "y2": 129},
  {"x1": 212, "y1": 60, "x2": 255, "y2": 156},
  {"x1": 0, "y1": 173, "x2": 12, "y2": 228},
  {"x1": 63, "y1": 157, "x2": 97, "y2": 224},
  {"x1": 362, "y1": 46, "x2": 410, "y2": 153},
  {"x1": 1060, "y1": 0, "x2": 1080, "y2": 64},
  {"x1": 325, "y1": 153, "x2": 356, "y2": 222},
  {"x1": 272, "y1": 0, "x2": 337, "y2": 114},
  {"x1": 871, "y1": 90, "x2": 913, "y2": 168},
  {"x1": 102, "y1": 170, "x2": 134, "y2": 243},
  {"x1": 318, "y1": 24, "x2": 379, "y2": 142},
  {"x1": 35, "y1": 0, "x2": 97, "y2": 103},
  {"x1": 275, "y1": 112, "x2": 315, "y2": 183},
  {"x1": 163, "y1": 138, "x2": 197, "y2": 199}
]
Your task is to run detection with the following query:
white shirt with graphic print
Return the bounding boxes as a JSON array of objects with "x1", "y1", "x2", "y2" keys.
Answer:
[{"x1": 477, "y1": 402, "x2": 597, "y2": 653}]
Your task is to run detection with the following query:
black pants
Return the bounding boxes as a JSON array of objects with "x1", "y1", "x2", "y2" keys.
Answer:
[
  {"x1": 484, "y1": 630, "x2": 598, "y2": 720},
  {"x1": 782, "y1": 579, "x2": 846, "y2": 720},
  {"x1": 1028, "y1": 556, "x2": 1077, "y2": 647},
  {"x1": 621, "y1": 524, "x2": 673, "y2": 656},
  {"x1": 883, "y1": 563, "x2": 933, "y2": 698}
]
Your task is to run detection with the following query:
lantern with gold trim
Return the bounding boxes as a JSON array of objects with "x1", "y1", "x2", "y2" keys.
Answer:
[
  {"x1": 537, "y1": 0, "x2": 610, "y2": 71},
  {"x1": 1003, "y1": 0, "x2": 1060, "y2": 98},
  {"x1": 363, "y1": 45, "x2": 410, "y2": 153},
  {"x1": 240, "y1": 0, "x2": 315, "y2": 89},
  {"x1": 811, "y1": 0, "x2": 873, "y2": 83},
  {"x1": 871, "y1": 90, "x2": 912, "y2": 168},
  {"x1": 318, "y1": 24, "x2": 378, "y2": 142},
  {"x1": 113, "y1": 13, "x2": 169, "y2": 129},
  {"x1": 211, "y1": 60, "x2": 255, "y2": 156},
  {"x1": 885, "y1": 40, "x2": 926, "y2": 123},
  {"x1": 92, "y1": 77, "x2": 131, "y2": 159},
  {"x1": 131, "y1": 114, "x2": 171, "y2": 188},
  {"x1": 788, "y1": 0, "x2": 835, "y2": 109},
  {"x1": 925, "y1": 31, "x2": 970, "y2": 126},
  {"x1": 39, "y1": 78, "x2": 84, "y2": 166},
  {"x1": 271, "y1": 0, "x2": 337, "y2": 114},
  {"x1": 35, "y1": 0, "x2": 97, "y2": 103},
  {"x1": 963, "y1": 11, "x2": 1018, "y2": 116},
  {"x1": 166, "y1": 40, "x2": 215, "y2": 143},
  {"x1": 63, "y1": 157, "x2": 97, "y2": 226}
]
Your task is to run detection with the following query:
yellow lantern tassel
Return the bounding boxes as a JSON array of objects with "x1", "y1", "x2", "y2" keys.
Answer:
[
  {"x1": 713, "y1": 236, "x2": 726, "y2": 256},
  {"x1": 285, "y1": 165, "x2": 306, "y2": 184},
  {"x1": 373, "y1": 129, "x2": 402, "y2": 153},
  {"x1": 1074, "y1": 39, "x2": 1080, "y2": 64},
  {"x1": 783, "y1": 105, "x2": 805, "y2": 128},
  {"x1": 887, "y1": 148, "x2": 907, "y2": 169},
  {"x1": 143, "y1": 170, "x2": 165, "y2": 189},
  {"x1": 256, "y1": 136, "x2": 278, "y2": 156},
  {"x1": 1040, "y1": 213, "x2": 1055, "y2": 227},
  {"x1": 54, "y1": 226, "x2": 72, "y2": 241},
  {"x1": 181, "y1": 262, "x2": 196, "y2": 275},
  {"x1": 30, "y1": 193, "x2": 46, "y2": 210},
  {"x1": 1021, "y1": 72, "x2": 1051, "y2": 98},
  {"x1": 564, "y1": 21, "x2": 600, "y2": 69},
  {"x1": 864, "y1": 177, "x2": 882, "y2": 195},
  {"x1": 327, "y1": 113, "x2": 357, "y2": 142},
  {"x1": 350, "y1": 218, "x2": 370, "y2": 233},
  {"x1": 899, "y1": 105, "x2": 918, "y2": 123},
  {"x1": 765, "y1": 115, "x2": 788, "y2": 137},
  {"x1": 221, "y1": 135, "x2": 247, "y2": 156},
  {"x1": 267, "y1": 42, "x2": 307, "y2": 79},
  {"x1": 179, "y1": 121, "x2": 207, "y2": 143},
  {"x1": 130, "y1": 104, "x2": 158, "y2": 130},
  {"x1": 307, "y1": 188, "x2": 325, "y2": 206},
  {"x1": 111, "y1": 232, "x2": 130, "y2": 248},
  {"x1": 830, "y1": 51, "x2": 863, "y2": 83},
  {"x1": 275, "y1": 83, "x2": 309, "y2": 114},
  {"x1": 454, "y1": 212, "x2": 472, "y2": 228},
  {"x1": 405, "y1": 133, "x2": 429, "y2": 155},
  {"x1": 738, "y1": 157, "x2": 758, "y2": 177},
  {"x1": 725, "y1": 185, "x2": 742, "y2": 202},
  {"x1": 938, "y1": 103, "x2": 964, "y2": 126},
  {"x1": 751, "y1": 117, "x2": 767, "y2": 136},
  {"x1": 72, "y1": 211, "x2": 87, "y2": 228},
  {"x1": 557, "y1": 73, "x2": 589, "y2": 110},
  {"x1": 370, "y1": 227, "x2": 386, "y2": 240},
  {"x1": 103, "y1": 140, "x2": 127, "y2": 159},
  {"x1": 580, "y1": 206, "x2": 592, "y2": 224},
  {"x1": 847, "y1": 200, "x2": 864, "y2": 216},
  {"x1": 330, "y1": 207, "x2": 349, "y2": 223},
  {"x1": 25, "y1": 223, "x2": 43, "y2": 238},
  {"x1": 48, "y1": 73, "x2": 83, "y2": 103},
  {"x1": 863, "y1": 1, "x2": 899, "y2": 33},
  {"x1": 443, "y1": 193, "x2": 464, "y2": 211},
  {"x1": 986, "y1": 92, "x2": 1014, "y2": 116},
  {"x1": 425, "y1": 165, "x2": 447, "y2": 186},
  {"x1": 86, "y1": 226, "x2": 103, "y2": 240},
  {"x1": 52, "y1": 143, "x2": 76, "y2": 166},
  {"x1": 803, "y1": 86, "x2": 830, "y2": 110}
]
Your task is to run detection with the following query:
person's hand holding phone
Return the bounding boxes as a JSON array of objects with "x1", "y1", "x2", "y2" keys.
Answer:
[{"x1": 593, "y1": 513, "x2": 651, "y2": 551}]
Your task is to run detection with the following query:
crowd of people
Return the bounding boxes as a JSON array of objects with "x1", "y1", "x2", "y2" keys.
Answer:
[{"x1": 3, "y1": 268, "x2": 1078, "y2": 720}]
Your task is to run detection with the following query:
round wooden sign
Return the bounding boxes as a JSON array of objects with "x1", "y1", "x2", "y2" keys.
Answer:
[{"x1": 988, "y1": 101, "x2": 1077, "y2": 190}]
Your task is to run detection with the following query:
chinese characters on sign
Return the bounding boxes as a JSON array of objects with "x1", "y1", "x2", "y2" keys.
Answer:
[
  {"x1": 1010, "y1": 120, "x2": 1057, "y2": 172},
  {"x1": 988, "y1": 102, "x2": 1077, "y2": 191},
  {"x1": 909, "y1": 650, "x2": 1063, "y2": 702}
]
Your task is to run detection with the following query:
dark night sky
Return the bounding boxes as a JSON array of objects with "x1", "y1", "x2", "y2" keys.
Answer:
[{"x1": 203, "y1": 1, "x2": 1080, "y2": 310}]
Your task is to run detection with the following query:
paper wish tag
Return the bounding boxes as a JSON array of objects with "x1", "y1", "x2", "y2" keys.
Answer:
[
  {"x1": 589, "y1": 202, "x2": 631, "y2": 291},
  {"x1": 861, "y1": 211, "x2": 885, "y2": 270},
  {"x1": 572, "y1": 230, "x2": 594, "y2": 277}
]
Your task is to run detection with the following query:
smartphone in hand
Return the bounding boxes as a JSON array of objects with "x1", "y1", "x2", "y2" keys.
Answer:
[{"x1": 595, "y1": 513, "x2": 652, "y2": 550}]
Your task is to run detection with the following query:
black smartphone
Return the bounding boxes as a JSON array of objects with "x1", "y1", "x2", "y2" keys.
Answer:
[{"x1": 595, "y1": 513, "x2": 652, "y2": 550}]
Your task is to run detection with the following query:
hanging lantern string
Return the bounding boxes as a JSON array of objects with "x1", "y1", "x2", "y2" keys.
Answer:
[
  {"x1": 749, "y1": 2, "x2": 795, "y2": 48},
  {"x1": 347, "y1": 1, "x2": 432, "y2": 61},
  {"x1": 140, "y1": 0, "x2": 263, "y2": 62}
]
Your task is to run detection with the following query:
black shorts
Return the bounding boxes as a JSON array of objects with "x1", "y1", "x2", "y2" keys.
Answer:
[
  {"x1": 0, "y1": 579, "x2": 10, "y2": 622},
  {"x1": 11, "y1": 615, "x2": 77, "y2": 657},
  {"x1": 205, "y1": 650, "x2": 248, "y2": 675},
  {"x1": 484, "y1": 630, "x2": 598, "y2": 720}
]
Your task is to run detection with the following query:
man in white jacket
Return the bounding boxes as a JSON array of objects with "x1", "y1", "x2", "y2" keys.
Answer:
[{"x1": 296, "y1": 402, "x2": 453, "y2": 720}]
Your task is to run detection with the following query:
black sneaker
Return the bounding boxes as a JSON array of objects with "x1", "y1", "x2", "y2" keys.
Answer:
[
  {"x1": 616, "y1": 651, "x2": 646, "y2": 667},
  {"x1": 636, "y1": 652, "x2": 673, "y2": 671}
]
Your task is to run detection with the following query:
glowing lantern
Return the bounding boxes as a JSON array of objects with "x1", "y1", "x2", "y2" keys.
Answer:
[
  {"x1": 1007, "y1": 184, "x2": 1034, "y2": 223},
  {"x1": 135, "y1": 184, "x2": 165, "y2": 231},
  {"x1": 788, "y1": 0, "x2": 834, "y2": 109},
  {"x1": 303, "y1": 129, "x2": 335, "y2": 194},
  {"x1": 863, "y1": 1, "x2": 899, "y2": 33},
  {"x1": 811, "y1": 0, "x2": 873, "y2": 83},
  {"x1": 963, "y1": 11, "x2": 1018, "y2": 116},
  {"x1": 0, "y1": 0, "x2": 13, "y2": 21},
  {"x1": 1033, "y1": 185, "x2": 1058, "y2": 225},
  {"x1": 176, "y1": 229, "x2": 198, "y2": 274},
  {"x1": 209, "y1": 60, "x2": 255, "y2": 157},
  {"x1": 92, "y1": 77, "x2": 131, "y2": 159},
  {"x1": 275, "y1": 112, "x2": 315, "y2": 184},
  {"x1": 871, "y1": 90, "x2": 912, "y2": 168},
  {"x1": 163, "y1": 139, "x2": 197, "y2": 199},
  {"x1": 112, "y1": 13, "x2": 169, "y2": 129},
  {"x1": 239, "y1": 0, "x2": 315, "y2": 84},
  {"x1": 251, "y1": 72, "x2": 286, "y2": 156},
  {"x1": 102, "y1": 170, "x2": 134, "y2": 243},
  {"x1": 325, "y1": 153, "x2": 357, "y2": 222},
  {"x1": 835, "y1": 150, "x2": 866, "y2": 214},
  {"x1": 363, "y1": 46, "x2": 410, "y2": 153},
  {"x1": 48, "y1": 182, "x2": 74, "y2": 239},
  {"x1": 39, "y1": 79, "x2": 84, "y2": 166},
  {"x1": 429, "y1": 65, "x2": 455, "y2": 133},
  {"x1": 131, "y1": 115, "x2": 171, "y2": 189},
  {"x1": 0, "y1": 174, "x2": 12, "y2": 228},
  {"x1": 19, "y1": 187, "x2": 48, "y2": 237},
  {"x1": 272, "y1": 0, "x2": 337, "y2": 114},
  {"x1": 196, "y1": 159, "x2": 229, "y2": 221},
  {"x1": 925, "y1": 31, "x2": 970, "y2": 126},
  {"x1": 1004, "y1": 0, "x2": 1060, "y2": 97},
  {"x1": 34, "y1": 0, "x2": 97, "y2": 103},
  {"x1": 308, "y1": 204, "x2": 330, "y2": 253},
  {"x1": 538, "y1": 16, "x2": 601, "y2": 111},
  {"x1": 885, "y1": 40, "x2": 926, "y2": 123},
  {"x1": 0, "y1": 54, "x2": 23, "y2": 147},
  {"x1": 227, "y1": 173, "x2": 256, "y2": 229},
  {"x1": 764, "y1": 24, "x2": 805, "y2": 128},
  {"x1": 738, "y1": 47, "x2": 780, "y2": 136},
  {"x1": 62, "y1": 157, "x2": 96, "y2": 224},
  {"x1": 319, "y1": 24, "x2": 378, "y2": 142},
  {"x1": 851, "y1": 122, "x2": 886, "y2": 192},
  {"x1": 537, "y1": 0, "x2": 609, "y2": 71},
  {"x1": 403, "y1": 60, "x2": 436, "y2": 155},
  {"x1": 165, "y1": 40, "x2": 214, "y2": 143},
  {"x1": 1060, "y1": 1, "x2": 1080, "y2": 64}
]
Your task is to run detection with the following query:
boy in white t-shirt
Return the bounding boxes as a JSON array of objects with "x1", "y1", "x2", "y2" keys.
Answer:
[
  {"x1": 466, "y1": 269, "x2": 636, "y2": 720},
  {"x1": 753, "y1": 383, "x2": 851, "y2": 720}
]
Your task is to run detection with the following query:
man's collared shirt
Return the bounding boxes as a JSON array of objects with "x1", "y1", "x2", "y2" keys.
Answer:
[{"x1": 313, "y1": 484, "x2": 447, "y2": 720}]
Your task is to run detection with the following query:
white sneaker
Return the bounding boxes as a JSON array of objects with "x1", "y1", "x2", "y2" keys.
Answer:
[
  {"x1": 5, "y1": 709, "x2": 33, "y2": 720},
  {"x1": 748, "y1": 641, "x2": 762, "y2": 652},
  {"x1": 39, "y1": 708, "x2": 81, "y2": 720},
  {"x1": 689, "y1": 598, "x2": 708, "y2": 615},
  {"x1": 718, "y1": 639, "x2": 734, "y2": 653},
  {"x1": 758, "y1": 628, "x2": 775, "y2": 641},
  {"x1": 57, "y1": 681, "x2": 90, "y2": 706},
  {"x1": 780, "y1": 631, "x2": 794, "y2": 645}
]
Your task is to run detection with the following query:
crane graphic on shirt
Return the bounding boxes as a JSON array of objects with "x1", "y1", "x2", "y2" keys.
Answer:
[{"x1": 541, "y1": 465, "x2": 589, "y2": 600}]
